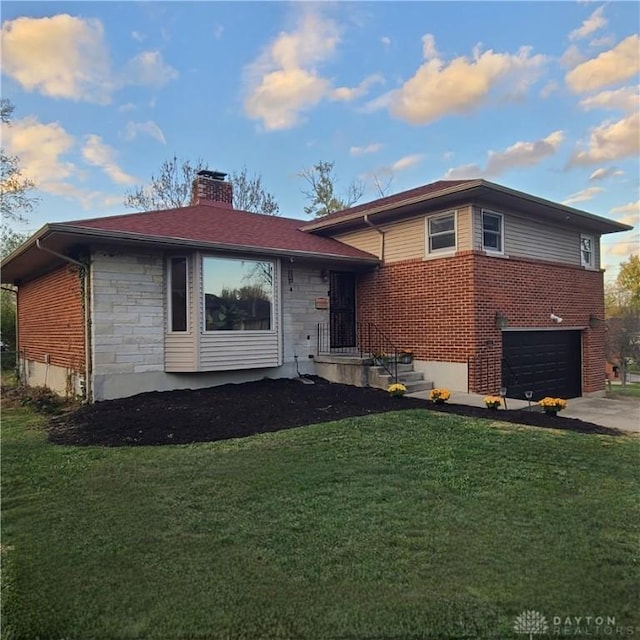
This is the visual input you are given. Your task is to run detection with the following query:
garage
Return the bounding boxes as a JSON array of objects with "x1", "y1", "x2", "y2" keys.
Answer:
[{"x1": 502, "y1": 330, "x2": 582, "y2": 400}]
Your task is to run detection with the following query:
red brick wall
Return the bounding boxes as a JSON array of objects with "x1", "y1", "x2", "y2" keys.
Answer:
[
  {"x1": 357, "y1": 251, "x2": 605, "y2": 395},
  {"x1": 18, "y1": 265, "x2": 85, "y2": 372}
]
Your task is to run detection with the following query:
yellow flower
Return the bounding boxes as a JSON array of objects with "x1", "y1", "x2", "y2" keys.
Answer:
[
  {"x1": 484, "y1": 396, "x2": 502, "y2": 408},
  {"x1": 538, "y1": 397, "x2": 567, "y2": 411},
  {"x1": 430, "y1": 388, "x2": 451, "y2": 402},
  {"x1": 388, "y1": 383, "x2": 407, "y2": 397}
]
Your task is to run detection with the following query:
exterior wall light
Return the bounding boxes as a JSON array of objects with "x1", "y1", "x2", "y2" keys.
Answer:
[
  {"x1": 589, "y1": 314, "x2": 603, "y2": 329},
  {"x1": 495, "y1": 311, "x2": 508, "y2": 329},
  {"x1": 320, "y1": 269, "x2": 329, "y2": 282}
]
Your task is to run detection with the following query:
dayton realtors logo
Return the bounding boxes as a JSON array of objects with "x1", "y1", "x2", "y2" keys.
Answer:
[
  {"x1": 513, "y1": 611, "x2": 636, "y2": 637},
  {"x1": 513, "y1": 610, "x2": 549, "y2": 639}
]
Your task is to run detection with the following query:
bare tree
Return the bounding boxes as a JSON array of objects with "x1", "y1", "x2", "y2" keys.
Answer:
[
  {"x1": 229, "y1": 166, "x2": 279, "y2": 216},
  {"x1": 1, "y1": 99, "x2": 39, "y2": 227},
  {"x1": 125, "y1": 157, "x2": 280, "y2": 215},
  {"x1": 299, "y1": 161, "x2": 365, "y2": 218},
  {"x1": 371, "y1": 171, "x2": 394, "y2": 198}
]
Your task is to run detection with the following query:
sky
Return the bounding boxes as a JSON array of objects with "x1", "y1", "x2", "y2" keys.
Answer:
[{"x1": 1, "y1": 1, "x2": 638, "y2": 283}]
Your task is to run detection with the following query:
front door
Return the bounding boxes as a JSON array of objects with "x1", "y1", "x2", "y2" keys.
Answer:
[{"x1": 329, "y1": 271, "x2": 356, "y2": 349}]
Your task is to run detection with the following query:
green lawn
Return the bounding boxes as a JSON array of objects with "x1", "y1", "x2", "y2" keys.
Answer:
[
  {"x1": 2, "y1": 407, "x2": 639, "y2": 640},
  {"x1": 607, "y1": 382, "x2": 640, "y2": 398}
]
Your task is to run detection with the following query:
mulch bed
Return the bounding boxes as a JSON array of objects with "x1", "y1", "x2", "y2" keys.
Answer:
[{"x1": 45, "y1": 376, "x2": 623, "y2": 447}]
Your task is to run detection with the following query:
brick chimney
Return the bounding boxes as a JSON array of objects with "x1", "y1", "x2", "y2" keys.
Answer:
[{"x1": 191, "y1": 170, "x2": 233, "y2": 208}]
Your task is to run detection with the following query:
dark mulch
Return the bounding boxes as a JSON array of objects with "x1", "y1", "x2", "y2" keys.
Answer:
[{"x1": 45, "y1": 376, "x2": 623, "y2": 447}]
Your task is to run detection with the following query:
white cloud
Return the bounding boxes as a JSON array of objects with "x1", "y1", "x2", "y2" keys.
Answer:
[
  {"x1": 242, "y1": 11, "x2": 389, "y2": 130},
  {"x1": 560, "y1": 45, "x2": 584, "y2": 69},
  {"x1": 562, "y1": 186, "x2": 604, "y2": 206},
  {"x1": 391, "y1": 154, "x2": 423, "y2": 172},
  {"x1": 569, "y1": 112, "x2": 640, "y2": 166},
  {"x1": 331, "y1": 74, "x2": 384, "y2": 102},
  {"x1": 589, "y1": 35, "x2": 615, "y2": 48},
  {"x1": 213, "y1": 24, "x2": 224, "y2": 40},
  {"x1": 540, "y1": 81, "x2": 558, "y2": 99},
  {"x1": 610, "y1": 201, "x2": 640, "y2": 217},
  {"x1": 1, "y1": 116, "x2": 75, "y2": 187},
  {"x1": 589, "y1": 167, "x2": 623, "y2": 181},
  {"x1": 1, "y1": 14, "x2": 112, "y2": 103},
  {"x1": 579, "y1": 85, "x2": 639, "y2": 113},
  {"x1": 350, "y1": 143, "x2": 383, "y2": 157},
  {"x1": 0, "y1": 14, "x2": 179, "y2": 104},
  {"x1": 123, "y1": 120, "x2": 166, "y2": 144},
  {"x1": 444, "y1": 130, "x2": 564, "y2": 179},
  {"x1": 82, "y1": 135, "x2": 136, "y2": 185},
  {"x1": 131, "y1": 30, "x2": 145, "y2": 43},
  {"x1": 566, "y1": 35, "x2": 640, "y2": 93},
  {"x1": 121, "y1": 51, "x2": 178, "y2": 88},
  {"x1": 381, "y1": 36, "x2": 391, "y2": 48},
  {"x1": 387, "y1": 35, "x2": 546, "y2": 125},
  {"x1": 569, "y1": 5, "x2": 607, "y2": 41}
]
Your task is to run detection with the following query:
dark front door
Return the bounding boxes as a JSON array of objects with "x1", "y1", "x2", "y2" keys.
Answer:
[
  {"x1": 502, "y1": 330, "x2": 582, "y2": 400},
  {"x1": 329, "y1": 271, "x2": 356, "y2": 349}
]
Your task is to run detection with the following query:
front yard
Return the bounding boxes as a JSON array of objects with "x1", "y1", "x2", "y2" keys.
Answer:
[{"x1": 2, "y1": 406, "x2": 639, "y2": 639}]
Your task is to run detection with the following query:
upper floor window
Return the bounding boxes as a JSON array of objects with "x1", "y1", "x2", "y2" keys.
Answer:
[
  {"x1": 482, "y1": 211, "x2": 503, "y2": 252},
  {"x1": 427, "y1": 212, "x2": 456, "y2": 253},
  {"x1": 581, "y1": 234, "x2": 594, "y2": 268},
  {"x1": 168, "y1": 257, "x2": 188, "y2": 332},
  {"x1": 202, "y1": 257, "x2": 274, "y2": 331}
]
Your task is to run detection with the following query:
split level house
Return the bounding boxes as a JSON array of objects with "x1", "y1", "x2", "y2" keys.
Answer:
[{"x1": 1, "y1": 170, "x2": 631, "y2": 402}]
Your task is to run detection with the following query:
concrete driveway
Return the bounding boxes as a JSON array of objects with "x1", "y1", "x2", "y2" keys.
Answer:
[{"x1": 561, "y1": 395, "x2": 639, "y2": 433}]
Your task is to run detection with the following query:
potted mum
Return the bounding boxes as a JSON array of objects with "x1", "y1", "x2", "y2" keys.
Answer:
[
  {"x1": 388, "y1": 383, "x2": 407, "y2": 398},
  {"x1": 484, "y1": 396, "x2": 502, "y2": 410},
  {"x1": 538, "y1": 397, "x2": 567, "y2": 415},
  {"x1": 429, "y1": 388, "x2": 451, "y2": 404}
]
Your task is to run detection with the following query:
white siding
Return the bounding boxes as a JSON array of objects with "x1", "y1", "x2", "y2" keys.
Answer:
[{"x1": 199, "y1": 332, "x2": 280, "y2": 369}]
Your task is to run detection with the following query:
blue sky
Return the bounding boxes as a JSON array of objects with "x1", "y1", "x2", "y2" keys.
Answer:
[{"x1": 1, "y1": 1, "x2": 638, "y2": 282}]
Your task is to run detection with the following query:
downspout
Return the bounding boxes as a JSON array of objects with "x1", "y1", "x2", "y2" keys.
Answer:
[
  {"x1": 35, "y1": 239, "x2": 92, "y2": 402},
  {"x1": 363, "y1": 214, "x2": 385, "y2": 261}
]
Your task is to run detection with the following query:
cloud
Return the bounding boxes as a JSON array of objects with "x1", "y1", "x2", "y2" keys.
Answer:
[
  {"x1": 560, "y1": 45, "x2": 584, "y2": 69},
  {"x1": 569, "y1": 5, "x2": 607, "y2": 41},
  {"x1": 562, "y1": 186, "x2": 604, "y2": 206},
  {"x1": 381, "y1": 36, "x2": 391, "y2": 48},
  {"x1": 131, "y1": 30, "x2": 145, "y2": 43},
  {"x1": 243, "y1": 11, "x2": 389, "y2": 130},
  {"x1": 0, "y1": 14, "x2": 112, "y2": 103},
  {"x1": 0, "y1": 14, "x2": 179, "y2": 104},
  {"x1": 387, "y1": 35, "x2": 546, "y2": 125},
  {"x1": 568, "y1": 112, "x2": 640, "y2": 166},
  {"x1": 589, "y1": 35, "x2": 615, "y2": 48},
  {"x1": 444, "y1": 130, "x2": 564, "y2": 179},
  {"x1": 123, "y1": 120, "x2": 166, "y2": 144},
  {"x1": 566, "y1": 35, "x2": 640, "y2": 93},
  {"x1": 610, "y1": 200, "x2": 640, "y2": 217},
  {"x1": 605, "y1": 236, "x2": 640, "y2": 257},
  {"x1": 350, "y1": 143, "x2": 383, "y2": 157},
  {"x1": 1, "y1": 116, "x2": 75, "y2": 187},
  {"x1": 540, "y1": 81, "x2": 558, "y2": 99},
  {"x1": 121, "y1": 51, "x2": 178, "y2": 88},
  {"x1": 579, "y1": 85, "x2": 639, "y2": 113},
  {"x1": 391, "y1": 154, "x2": 423, "y2": 172},
  {"x1": 213, "y1": 24, "x2": 224, "y2": 40},
  {"x1": 330, "y1": 74, "x2": 384, "y2": 102},
  {"x1": 589, "y1": 167, "x2": 624, "y2": 181},
  {"x1": 82, "y1": 135, "x2": 136, "y2": 184}
]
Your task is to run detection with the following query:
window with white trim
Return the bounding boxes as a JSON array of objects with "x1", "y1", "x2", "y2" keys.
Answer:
[
  {"x1": 427, "y1": 212, "x2": 456, "y2": 253},
  {"x1": 580, "y1": 234, "x2": 594, "y2": 268},
  {"x1": 168, "y1": 256, "x2": 188, "y2": 332},
  {"x1": 482, "y1": 211, "x2": 503, "y2": 252},
  {"x1": 202, "y1": 257, "x2": 274, "y2": 331}
]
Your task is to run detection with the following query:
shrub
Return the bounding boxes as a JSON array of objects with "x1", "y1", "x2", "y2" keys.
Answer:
[{"x1": 19, "y1": 386, "x2": 66, "y2": 415}]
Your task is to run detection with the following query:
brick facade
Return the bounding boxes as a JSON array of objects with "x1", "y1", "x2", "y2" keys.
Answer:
[
  {"x1": 357, "y1": 251, "x2": 605, "y2": 395},
  {"x1": 18, "y1": 264, "x2": 85, "y2": 373}
]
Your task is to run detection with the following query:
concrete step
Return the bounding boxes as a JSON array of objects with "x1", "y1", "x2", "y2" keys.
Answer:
[{"x1": 402, "y1": 380, "x2": 433, "y2": 394}]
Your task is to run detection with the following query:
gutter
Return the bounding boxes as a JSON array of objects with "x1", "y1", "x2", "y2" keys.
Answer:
[
  {"x1": 363, "y1": 214, "x2": 386, "y2": 261},
  {"x1": 35, "y1": 239, "x2": 92, "y2": 403}
]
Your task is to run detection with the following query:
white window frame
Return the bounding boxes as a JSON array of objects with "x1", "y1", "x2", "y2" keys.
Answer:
[
  {"x1": 481, "y1": 210, "x2": 504, "y2": 254},
  {"x1": 167, "y1": 256, "x2": 189, "y2": 333},
  {"x1": 580, "y1": 234, "x2": 595, "y2": 269},
  {"x1": 426, "y1": 210, "x2": 457, "y2": 255}
]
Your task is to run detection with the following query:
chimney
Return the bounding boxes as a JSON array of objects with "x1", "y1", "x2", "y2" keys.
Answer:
[{"x1": 191, "y1": 170, "x2": 233, "y2": 208}]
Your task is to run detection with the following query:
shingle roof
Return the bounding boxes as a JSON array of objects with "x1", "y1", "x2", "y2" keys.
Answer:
[
  {"x1": 61, "y1": 201, "x2": 377, "y2": 260},
  {"x1": 300, "y1": 179, "x2": 472, "y2": 229}
]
